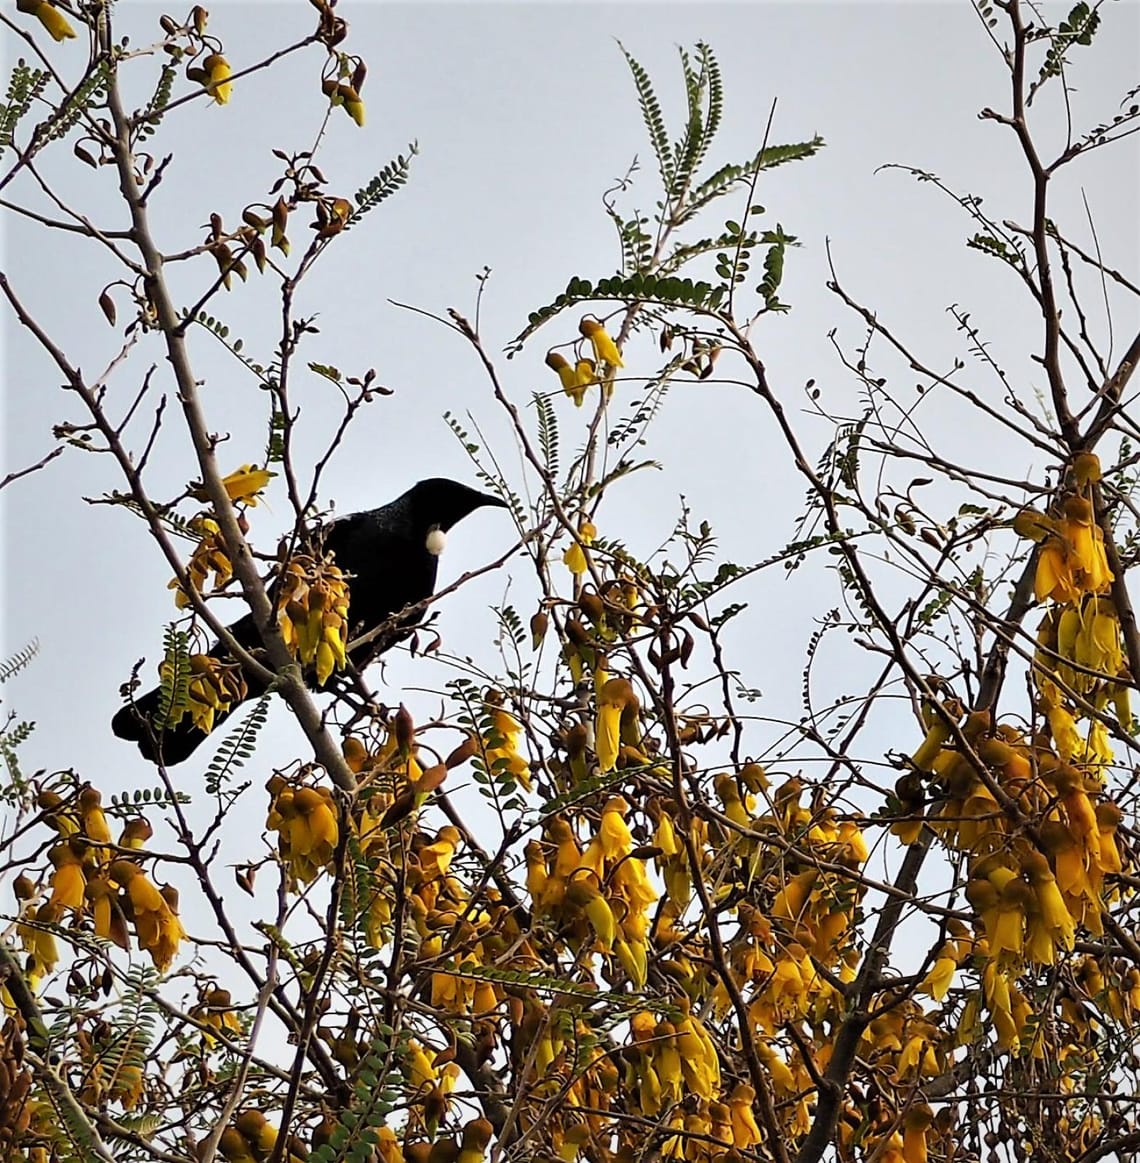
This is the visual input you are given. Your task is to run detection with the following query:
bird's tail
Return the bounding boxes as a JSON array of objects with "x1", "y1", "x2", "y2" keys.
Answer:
[{"x1": 112, "y1": 686, "x2": 233, "y2": 766}]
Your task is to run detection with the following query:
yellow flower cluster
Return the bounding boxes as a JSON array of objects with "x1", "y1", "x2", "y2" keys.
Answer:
[
  {"x1": 266, "y1": 775, "x2": 339, "y2": 886},
  {"x1": 544, "y1": 316, "x2": 624, "y2": 407},
  {"x1": 109, "y1": 860, "x2": 187, "y2": 973},
  {"x1": 171, "y1": 517, "x2": 232, "y2": 608},
  {"x1": 481, "y1": 693, "x2": 531, "y2": 790},
  {"x1": 162, "y1": 653, "x2": 247, "y2": 735},
  {"x1": 1020, "y1": 493, "x2": 1114, "y2": 605},
  {"x1": 15, "y1": 787, "x2": 183, "y2": 980},
  {"x1": 528, "y1": 796, "x2": 656, "y2": 987},
  {"x1": 190, "y1": 986, "x2": 243, "y2": 1048},
  {"x1": 903, "y1": 705, "x2": 1129, "y2": 1052},
  {"x1": 275, "y1": 553, "x2": 351, "y2": 685},
  {"x1": 218, "y1": 1108, "x2": 310, "y2": 1163},
  {"x1": 562, "y1": 519, "x2": 597, "y2": 578}
]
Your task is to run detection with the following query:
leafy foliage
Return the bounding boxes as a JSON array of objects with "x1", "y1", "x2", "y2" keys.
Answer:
[
  {"x1": 0, "y1": 62, "x2": 48, "y2": 156},
  {"x1": 0, "y1": 640, "x2": 39, "y2": 685},
  {"x1": 350, "y1": 144, "x2": 418, "y2": 226},
  {"x1": 1033, "y1": 2, "x2": 1101, "y2": 98}
]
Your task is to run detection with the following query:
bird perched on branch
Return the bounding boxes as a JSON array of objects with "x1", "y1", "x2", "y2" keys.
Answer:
[{"x1": 113, "y1": 478, "x2": 509, "y2": 765}]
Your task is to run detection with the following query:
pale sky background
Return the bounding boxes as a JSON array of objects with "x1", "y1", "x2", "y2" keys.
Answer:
[{"x1": 2, "y1": 1, "x2": 1137, "y2": 874}]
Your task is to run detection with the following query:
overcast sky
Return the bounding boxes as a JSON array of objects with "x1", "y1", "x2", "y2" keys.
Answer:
[{"x1": 3, "y1": 1, "x2": 1137, "y2": 806}]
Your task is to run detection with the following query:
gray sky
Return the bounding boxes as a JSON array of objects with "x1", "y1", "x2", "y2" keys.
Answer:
[{"x1": 3, "y1": 0, "x2": 1137, "y2": 795}]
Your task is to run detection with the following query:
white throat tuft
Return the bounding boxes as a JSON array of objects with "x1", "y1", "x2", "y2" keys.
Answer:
[{"x1": 425, "y1": 527, "x2": 447, "y2": 556}]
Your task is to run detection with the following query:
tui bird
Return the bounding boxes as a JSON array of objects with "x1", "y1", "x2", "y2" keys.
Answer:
[{"x1": 112, "y1": 478, "x2": 508, "y2": 765}]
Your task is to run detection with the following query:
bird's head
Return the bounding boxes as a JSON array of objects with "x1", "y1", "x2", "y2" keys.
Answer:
[{"x1": 405, "y1": 479, "x2": 509, "y2": 552}]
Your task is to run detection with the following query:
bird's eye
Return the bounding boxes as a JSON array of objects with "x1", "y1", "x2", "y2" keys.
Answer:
[{"x1": 425, "y1": 527, "x2": 447, "y2": 556}]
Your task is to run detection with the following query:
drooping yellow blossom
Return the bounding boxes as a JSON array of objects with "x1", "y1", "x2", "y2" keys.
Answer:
[
  {"x1": 545, "y1": 350, "x2": 585, "y2": 405},
  {"x1": 162, "y1": 653, "x2": 246, "y2": 736},
  {"x1": 171, "y1": 517, "x2": 232, "y2": 607},
  {"x1": 16, "y1": 0, "x2": 76, "y2": 41},
  {"x1": 672, "y1": 1000, "x2": 721, "y2": 1098},
  {"x1": 267, "y1": 781, "x2": 339, "y2": 885},
  {"x1": 919, "y1": 942, "x2": 959, "y2": 1001},
  {"x1": 225, "y1": 1110, "x2": 308, "y2": 1163},
  {"x1": 119, "y1": 816, "x2": 153, "y2": 849},
  {"x1": 482, "y1": 697, "x2": 531, "y2": 790},
  {"x1": 563, "y1": 519, "x2": 597, "y2": 576},
  {"x1": 580, "y1": 795, "x2": 634, "y2": 881},
  {"x1": 192, "y1": 987, "x2": 243, "y2": 1046},
  {"x1": 578, "y1": 316, "x2": 624, "y2": 368},
  {"x1": 78, "y1": 784, "x2": 112, "y2": 857},
  {"x1": 218, "y1": 463, "x2": 275, "y2": 505},
  {"x1": 457, "y1": 1119, "x2": 494, "y2": 1163},
  {"x1": 417, "y1": 825, "x2": 461, "y2": 880},
  {"x1": 565, "y1": 873, "x2": 616, "y2": 949},
  {"x1": 47, "y1": 840, "x2": 86, "y2": 912},
  {"x1": 594, "y1": 678, "x2": 640, "y2": 772},
  {"x1": 275, "y1": 554, "x2": 350, "y2": 685},
  {"x1": 1021, "y1": 849, "x2": 1076, "y2": 963},
  {"x1": 323, "y1": 78, "x2": 366, "y2": 126},
  {"x1": 109, "y1": 861, "x2": 185, "y2": 972},
  {"x1": 337, "y1": 83, "x2": 366, "y2": 126},
  {"x1": 86, "y1": 875, "x2": 129, "y2": 951},
  {"x1": 1031, "y1": 495, "x2": 1113, "y2": 604},
  {"x1": 1095, "y1": 801, "x2": 1123, "y2": 874},
  {"x1": 37, "y1": 789, "x2": 79, "y2": 836},
  {"x1": 575, "y1": 359, "x2": 598, "y2": 396},
  {"x1": 728, "y1": 1083, "x2": 764, "y2": 1149},
  {"x1": 202, "y1": 53, "x2": 233, "y2": 104},
  {"x1": 18, "y1": 902, "x2": 61, "y2": 987},
  {"x1": 902, "y1": 1104, "x2": 934, "y2": 1163}
]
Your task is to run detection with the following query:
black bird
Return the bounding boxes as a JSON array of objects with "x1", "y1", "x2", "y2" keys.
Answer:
[{"x1": 112, "y1": 478, "x2": 508, "y2": 765}]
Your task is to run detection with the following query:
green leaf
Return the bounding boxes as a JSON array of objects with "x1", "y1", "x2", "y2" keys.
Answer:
[{"x1": 619, "y1": 43, "x2": 674, "y2": 194}]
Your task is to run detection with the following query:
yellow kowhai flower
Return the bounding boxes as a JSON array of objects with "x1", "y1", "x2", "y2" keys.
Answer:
[
  {"x1": 902, "y1": 1104, "x2": 934, "y2": 1163},
  {"x1": 193, "y1": 987, "x2": 243, "y2": 1045},
  {"x1": 578, "y1": 316, "x2": 624, "y2": 368},
  {"x1": 85, "y1": 875, "x2": 130, "y2": 951},
  {"x1": 48, "y1": 840, "x2": 86, "y2": 912},
  {"x1": 563, "y1": 519, "x2": 597, "y2": 576},
  {"x1": 1022, "y1": 850, "x2": 1075, "y2": 964},
  {"x1": 1074, "y1": 597, "x2": 1124, "y2": 679},
  {"x1": 728, "y1": 1083, "x2": 764, "y2": 1149},
  {"x1": 483, "y1": 698, "x2": 531, "y2": 790},
  {"x1": 323, "y1": 78, "x2": 366, "y2": 126},
  {"x1": 275, "y1": 555, "x2": 350, "y2": 684},
  {"x1": 16, "y1": 0, "x2": 76, "y2": 41},
  {"x1": 219, "y1": 463, "x2": 275, "y2": 506},
  {"x1": 18, "y1": 902, "x2": 61, "y2": 987},
  {"x1": 1033, "y1": 496, "x2": 1114, "y2": 605},
  {"x1": 575, "y1": 359, "x2": 598, "y2": 394},
  {"x1": 614, "y1": 935, "x2": 648, "y2": 989},
  {"x1": 405, "y1": 1039, "x2": 439, "y2": 1091},
  {"x1": 337, "y1": 83, "x2": 366, "y2": 127},
  {"x1": 417, "y1": 825, "x2": 461, "y2": 880},
  {"x1": 545, "y1": 350, "x2": 583, "y2": 403},
  {"x1": 565, "y1": 873, "x2": 616, "y2": 950},
  {"x1": 202, "y1": 53, "x2": 232, "y2": 104},
  {"x1": 171, "y1": 517, "x2": 232, "y2": 608},
  {"x1": 594, "y1": 678, "x2": 640, "y2": 773},
  {"x1": 162, "y1": 654, "x2": 246, "y2": 736},
  {"x1": 268, "y1": 783, "x2": 339, "y2": 885},
  {"x1": 109, "y1": 861, "x2": 185, "y2": 972},
  {"x1": 78, "y1": 784, "x2": 112, "y2": 854},
  {"x1": 1095, "y1": 801, "x2": 1124, "y2": 874},
  {"x1": 584, "y1": 795, "x2": 633, "y2": 867},
  {"x1": 919, "y1": 942, "x2": 959, "y2": 1001},
  {"x1": 457, "y1": 1119, "x2": 494, "y2": 1163}
]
